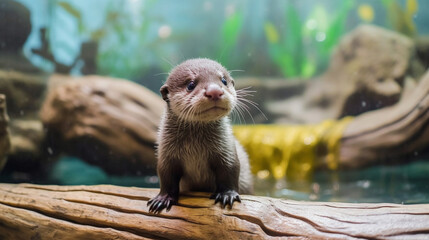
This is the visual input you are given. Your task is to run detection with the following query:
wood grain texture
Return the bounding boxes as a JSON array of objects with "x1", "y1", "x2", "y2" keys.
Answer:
[{"x1": 0, "y1": 184, "x2": 428, "y2": 239}]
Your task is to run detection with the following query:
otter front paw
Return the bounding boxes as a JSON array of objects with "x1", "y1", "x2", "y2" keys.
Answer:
[
  {"x1": 210, "y1": 190, "x2": 241, "y2": 209},
  {"x1": 147, "y1": 194, "x2": 177, "y2": 213}
]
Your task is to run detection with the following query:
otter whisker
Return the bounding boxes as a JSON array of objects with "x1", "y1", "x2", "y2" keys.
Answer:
[
  {"x1": 178, "y1": 101, "x2": 194, "y2": 129},
  {"x1": 237, "y1": 96, "x2": 267, "y2": 121},
  {"x1": 184, "y1": 104, "x2": 195, "y2": 123},
  {"x1": 228, "y1": 69, "x2": 245, "y2": 75},
  {"x1": 153, "y1": 72, "x2": 170, "y2": 77},
  {"x1": 236, "y1": 86, "x2": 255, "y2": 92},
  {"x1": 236, "y1": 87, "x2": 256, "y2": 97},
  {"x1": 232, "y1": 103, "x2": 246, "y2": 124},
  {"x1": 231, "y1": 107, "x2": 244, "y2": 125},
  {"x1": 236, "y1": 101, "x2": 255, "y2": 124},
  {"x1": 162, "y1": 57, "x2": 176, "y2": 68}
]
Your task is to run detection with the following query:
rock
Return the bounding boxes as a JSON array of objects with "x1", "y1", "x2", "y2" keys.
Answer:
[
  {"x1": 5, "y1": 119, "x2": 45, "y2": 174},
  {"x1": 0, "y1": 94, "x2": 11, "y2": 171},
  {"x1": 0, "y1": 0, "x2": 31, "y2": 52},
  {"x1": 0, "y1": 70, "x2": 48, "y2": 118},
  {"x1": 268, "y1": 25, "x2": 425, "y2": 124},
  {"x1": 0, "y1": 0, "x2": 41, "y2": 73}
]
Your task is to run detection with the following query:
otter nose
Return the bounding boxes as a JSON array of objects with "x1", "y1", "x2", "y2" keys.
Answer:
[{"x1": 205, "y1": 84, "x2": 224, "y2": 101}]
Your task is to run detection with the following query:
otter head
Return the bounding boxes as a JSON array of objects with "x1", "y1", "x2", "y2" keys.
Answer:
[{"x1": 160, "y1": 58, "x2": 237, "y2": 122}]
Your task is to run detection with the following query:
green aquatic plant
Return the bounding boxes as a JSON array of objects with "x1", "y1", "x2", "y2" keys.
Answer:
[
  {"x1": 382, "y1": 0, "x2": 418, "y2": 37},
  {"x1": 95, "y1": 1, "x2": 153, "y2": 79},
  {"x1": 264, "y1": 0, "x2": 353, "y2": 79},
  {"x1": 56, "y1": 0, "x2": 162, "y2": 79},
  {"x1": 264, "y1": 4, "x2": 303, "y2": 78},
  {"x1": 218, "y1": 11, "x2": 244, "y2": 68}
]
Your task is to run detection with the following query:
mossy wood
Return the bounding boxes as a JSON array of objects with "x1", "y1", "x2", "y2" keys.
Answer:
[{"x1": 1, "y1": 183, "x2": 428, "y2": 239}]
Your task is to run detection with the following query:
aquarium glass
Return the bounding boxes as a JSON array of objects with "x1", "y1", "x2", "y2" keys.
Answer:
[{"x1": 1, "y1": 0, "x2": 428, "y2": 204}]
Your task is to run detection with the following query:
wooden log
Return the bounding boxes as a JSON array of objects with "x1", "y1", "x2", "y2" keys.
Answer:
[
  {"x1": 39, "y1": 70, "x2": 429, "y2": 173},
  {"x1": 40, "y1": 74, "x2": 165, "y2": 175},
  {"x1": 0, "y1": 183, "x2": 428, "y2": 239},
  {"x1": 340, "y1": 70, "x2": 429, "y2": 168}
]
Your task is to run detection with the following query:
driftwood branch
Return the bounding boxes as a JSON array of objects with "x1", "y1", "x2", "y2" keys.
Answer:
[
  {"x1": 39, "y1": 71, "x2": 429, "y2": 173},
  {"x1": 340, "y1": 71, "x2": 429, "y2": 168},
  {"x1": 0, "y1": 183, "x2": 428, "y2": 239},
  {"x1": 40, "y1": 74, "x2": 165, "y2": 175}
]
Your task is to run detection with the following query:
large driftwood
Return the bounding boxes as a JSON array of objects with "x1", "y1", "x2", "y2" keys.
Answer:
[
  {"x1": 339, "y1": 70, "x2": 429, "y2": 168},
  {"x1": 269, "y1": 25, "x2": 425, "y2": 124},
  {"x1": 0, "y1": 183, "x2": 428, "y2": 239},
  {"x1": 40, "y1": 74, "x2": 165, "y2": 175},
  {"x1": 40, "y1": 70, "x2": 429, "y2": 173}
]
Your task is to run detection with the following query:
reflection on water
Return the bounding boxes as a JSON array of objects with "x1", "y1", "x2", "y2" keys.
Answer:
[
  {"x1": 2, "y1": 156, "x2": 427, "y2": 204},
  {"x1": 255, "y1": 159, "x2": 429, "y2": 204}
]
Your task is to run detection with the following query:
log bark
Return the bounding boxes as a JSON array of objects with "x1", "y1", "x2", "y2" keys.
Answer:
[{"x1": 0, "y1": 183, "x2": 428, "y2": 240}]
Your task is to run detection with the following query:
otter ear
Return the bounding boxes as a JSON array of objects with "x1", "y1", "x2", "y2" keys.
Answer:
[{"x1": 160, "y1": 85, "x2": 169, "y2": 102}]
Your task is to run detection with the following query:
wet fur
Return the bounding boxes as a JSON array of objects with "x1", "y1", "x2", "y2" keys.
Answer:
[
  {"x1": 148, "y1": 58, "x2": 253, "y2": 213},
  {"x1": 158, "y1": 113, "x2": 253, "y2": 194}
]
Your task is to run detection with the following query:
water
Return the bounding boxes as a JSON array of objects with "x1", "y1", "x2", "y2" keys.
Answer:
[
  {"x1": 255, "y1": 159, "x2": 429, "y2": 204},
  {"x1": 2, "y1": 156, "x2": 427, "y2": 204}
]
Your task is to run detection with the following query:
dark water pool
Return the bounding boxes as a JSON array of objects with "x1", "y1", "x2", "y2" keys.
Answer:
[
  {"x1": 255, "y1": 159, "x2": 429, "y2": 204},
  {"x1": 2, "y1": 157, "x2": 428, "y2": 204}
]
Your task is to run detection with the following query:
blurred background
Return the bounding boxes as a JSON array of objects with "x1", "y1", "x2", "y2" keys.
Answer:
[
  {"x1": 11, "y1": 0, "x2": 429, "y2": 88},
  {"x1": 1, "y1": 0, "x2": 428, "y2": 204}
]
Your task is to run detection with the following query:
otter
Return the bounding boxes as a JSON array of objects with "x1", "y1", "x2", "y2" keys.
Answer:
[{"x1": 148, "y1": 58, "x2": 253, "y2": 213}]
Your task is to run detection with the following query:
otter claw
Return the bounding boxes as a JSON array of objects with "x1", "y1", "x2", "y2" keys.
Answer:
[
  {"x1": 211, "y1": 190, "x2": 241, "y2": 209},
  {"x1": 147, "y1": 194, "x2": 177, "y2": 213}
]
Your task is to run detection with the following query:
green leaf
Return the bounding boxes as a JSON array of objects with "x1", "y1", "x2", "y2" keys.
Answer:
[
  {"x1": 301, "y1": 59, "x2": 316, "y2": 78},
  {"x1": 57, "y1": 1, "x2": 84, "y2": 33},
  {"x1": 273, "y1": 1, "x2": 302, "y2": 77},
  {"x1": 90, "y1": 29, "x2": 106, "y2": 41},
  {"x1": 58, "y1": 1, "x2": 81, "y2": 19},
  {"x1": 381, "y1": 0, "x2": 391, "y2": 7},
  {"x1": 222, "y1": 12, "x2": 243, "y2": 46},
  {"x1": 322, "y1": 0, "x2": 353, "y2": 54},
  {"x1": 264, "y1": 22, "x2": 279, "y2": 44},
  {"x1": 219, "y1": 11, "x2": 244, "y2": 66}
]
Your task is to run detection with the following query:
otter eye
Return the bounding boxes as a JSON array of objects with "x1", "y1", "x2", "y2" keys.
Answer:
[
  {"x1": 187, "y1": 81, "x2": 196, "y2": 91},
  {"x1": 221, "y1": 77, "x2": 227, "y2": 86}
]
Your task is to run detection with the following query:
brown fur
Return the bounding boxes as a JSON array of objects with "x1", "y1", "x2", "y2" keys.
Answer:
[{"x1": 148, "y1": 58, "x2": 253, "y2": 213}]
